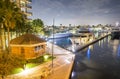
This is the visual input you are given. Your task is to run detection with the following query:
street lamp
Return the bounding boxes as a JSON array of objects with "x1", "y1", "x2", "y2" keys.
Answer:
[{"x1": 52, "y1": 18, "x2": 55, "y2": 68}]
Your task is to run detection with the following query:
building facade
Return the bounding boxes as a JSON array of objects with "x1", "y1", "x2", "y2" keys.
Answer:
[{"x1": 11, "y1": 0, "x2": 32, "y2": 20}]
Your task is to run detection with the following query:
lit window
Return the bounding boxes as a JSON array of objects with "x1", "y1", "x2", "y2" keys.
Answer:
[{"x1": 35, "y1": 46, "x2": 43, "y2": 52}]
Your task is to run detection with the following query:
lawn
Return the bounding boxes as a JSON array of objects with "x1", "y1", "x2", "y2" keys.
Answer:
[{"x1": 11, "y1": 54, "x2": 55, "y2": 74}]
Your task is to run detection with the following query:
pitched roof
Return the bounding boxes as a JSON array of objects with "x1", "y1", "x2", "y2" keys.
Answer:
[{"x1": 10, "y1": 34, "x2": 46, "y2": 45}]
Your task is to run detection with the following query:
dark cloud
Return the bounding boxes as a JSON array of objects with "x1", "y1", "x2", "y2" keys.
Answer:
[{"x1": 30, "y1": 0, "x2": 120, "y2": 25}]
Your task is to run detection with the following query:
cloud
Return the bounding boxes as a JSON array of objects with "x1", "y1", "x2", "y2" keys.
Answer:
[{"x1": 31, "y1": 0, "x2": 120, "y2": 25}]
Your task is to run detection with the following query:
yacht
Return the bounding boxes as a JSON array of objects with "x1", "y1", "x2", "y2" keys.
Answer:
[
  {"x1": 70, "y1": 28, "x2": 94, "y2": 52},
  {"x1": 48, "y1": 33, "x2": 73, "y2": 39},
  {"x1": 111, "y1": 27, "x2": 120, "y2": 39}
]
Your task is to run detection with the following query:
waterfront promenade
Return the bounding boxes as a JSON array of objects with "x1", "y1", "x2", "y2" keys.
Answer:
[
  {"x1": 5, "y1": 43, "x2": 75, "y2": 79},
  {"x1": 4, "y1": 33, "x2": 110, "y2": 79}
]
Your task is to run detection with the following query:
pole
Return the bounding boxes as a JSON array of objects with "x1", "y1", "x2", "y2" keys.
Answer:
[{"x1": 52, "y1": 18, "x2": 55, "y2": 68}]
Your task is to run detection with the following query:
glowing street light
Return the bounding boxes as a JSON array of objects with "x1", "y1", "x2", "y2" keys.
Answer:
[{"x1": 44, "y1": 54, "x2": 49, "y2": 61}]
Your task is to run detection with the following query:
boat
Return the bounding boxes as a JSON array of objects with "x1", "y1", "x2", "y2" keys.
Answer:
[
  {"x1": 111, "y1": 27, "x2": 120, "y2": 39},
  {"x1": 48, "y1": 33, "x2": 73, "y2": 39},
  {"x1": 69, "y1": 28, "x2": 94, "y2": 52},
  {"x1": 76, "y1": 27, "x2": 92, "y2": 33}
]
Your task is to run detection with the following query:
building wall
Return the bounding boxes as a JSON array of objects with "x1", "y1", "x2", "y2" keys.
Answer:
[
  {"x1": 11, "y1": 0, "x2": 32, "y2": 20},
  {"x1": 11, "y1": 47, "x2": 21, "y2": 55},
  {"x1": 11, "y1": 44, "x2": 46, "y2": 59}
]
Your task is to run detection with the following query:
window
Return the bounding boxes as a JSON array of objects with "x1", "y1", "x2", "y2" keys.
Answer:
[{"x1": 35, "y1": 46, "x2": 43, "y2": 52}]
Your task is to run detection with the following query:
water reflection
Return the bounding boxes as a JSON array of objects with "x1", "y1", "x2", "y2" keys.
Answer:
[
  {"x1": 70, "y1": 36, "x2": 120, "y2": 79},
  {"x1": 71, "y1": 71, "x2": 76, "y2": 78},
  {"x1": 98, "y1": 39, "x2": 104, "y2": 47},
  {"x1": 111, "y1": 40, "x2": 119, "y2": 57},
  {"x1": 87, "y1": 47, "x2": 91, "y2": 59},
  {"x1": 98, "y1": 40, "x2": 101, "y2": 46},
  {"x1": 108, "y1": 36, "x2": 111, "y2": 42},
  {"x1": 117, "y1": 45, "x2": 120, "y2": 57}
]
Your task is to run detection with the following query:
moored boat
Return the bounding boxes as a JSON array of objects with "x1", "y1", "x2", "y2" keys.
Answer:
[
  {"x1": 48, "y1": 33, "x2": 73, "y2": 39},
  {"x1": 111, "y1": 27, "x2": 120, "y2": 39}
]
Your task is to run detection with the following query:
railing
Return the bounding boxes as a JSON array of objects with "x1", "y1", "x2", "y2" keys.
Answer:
[
  {"x1": 27, "y1": 5, "x2": 32, "y2": 9},
  {"x1": 27, "y1": 12, "x2": 32, "y2": 16}
]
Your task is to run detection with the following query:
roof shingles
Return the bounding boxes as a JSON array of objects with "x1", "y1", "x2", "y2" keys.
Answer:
[{"x1": 10, "y1": 34, "x2": 46, "y2": 45}]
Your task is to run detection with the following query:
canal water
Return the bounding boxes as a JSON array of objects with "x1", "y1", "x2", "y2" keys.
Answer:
[
  {"x1": 70, "y1": 36, "x2": 120, "y2": 79},
  {"x1": 47, "y1": 37, "x2": 72, "y2": 49}
]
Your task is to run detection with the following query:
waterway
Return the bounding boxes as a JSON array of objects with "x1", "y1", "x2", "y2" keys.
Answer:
[
  {"x1": 70, "y1": 36, "x2": 120, "y2": 79},
  {"x1": 47, "y1": 32, "x2": 105, "y2": 52},
  {"x1": 47, "y1": 37, "x2": 72, "y2": 49}
]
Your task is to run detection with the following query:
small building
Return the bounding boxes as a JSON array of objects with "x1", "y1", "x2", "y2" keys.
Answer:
[{"x1": 10, "y1": 34, "x2": 46, "y2": 59}]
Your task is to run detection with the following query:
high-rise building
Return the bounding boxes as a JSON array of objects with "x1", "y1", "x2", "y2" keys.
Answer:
[{"x1": 11, "y1": 0, "x2": 32, "y2": 20}]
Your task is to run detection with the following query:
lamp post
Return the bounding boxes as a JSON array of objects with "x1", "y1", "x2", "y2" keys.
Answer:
[{"x1": 52, "y1": 18, "x2": 55, "y2": 69}]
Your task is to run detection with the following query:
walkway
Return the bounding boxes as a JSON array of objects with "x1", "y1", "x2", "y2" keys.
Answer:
[{"x1": 4, "y1": 33, "x2": 110, "y2": 79}]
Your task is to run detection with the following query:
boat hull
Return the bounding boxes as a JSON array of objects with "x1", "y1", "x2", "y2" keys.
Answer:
[{"x1": 111, "y1": 31, "x2": 120, "y2": 39}]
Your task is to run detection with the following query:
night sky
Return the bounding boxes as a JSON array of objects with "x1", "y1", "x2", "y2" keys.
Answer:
[{"x1": 30, "y1": 0, "x2": 120, "y2": 26}]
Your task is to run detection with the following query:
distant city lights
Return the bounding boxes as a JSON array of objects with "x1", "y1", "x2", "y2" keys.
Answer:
[{"x1": 115, "y1": 21, "x2": 119, "y2": 26}]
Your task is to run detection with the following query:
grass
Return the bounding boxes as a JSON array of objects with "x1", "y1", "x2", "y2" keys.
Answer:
[
  {"x1": 11, "y1": 54, "x2": 55, "y2": 74},
  {"x1": 26, "y1": 63, "x2": 39, "y2": 69},
  {"x1": 11, "y1": 68, "x2": 23, "y2": 74},
  {"x1": 11, "y1": 63, "x2": 39, "y2": 74}
]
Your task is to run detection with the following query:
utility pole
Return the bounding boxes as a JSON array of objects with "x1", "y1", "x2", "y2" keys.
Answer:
[{"x1": 52, "y1": 18, "x2": 55, "y2": 68}]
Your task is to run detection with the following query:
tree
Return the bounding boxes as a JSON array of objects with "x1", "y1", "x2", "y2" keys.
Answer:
[
  {"x1": 0, "y1": 0, "x2": 6, "y2": 50},
  {"x1": 32, "y1": 19, "x2": 44, "y2": 35},
  {"x1": 14, "y1": 15, "x2": 26, "y2": 37},
  {"x1": 0, "y1": 0, "x2": 25, "y2": 51},
  {"x1": 25, "y1": 21, "x2": 33, "y2": 33}
]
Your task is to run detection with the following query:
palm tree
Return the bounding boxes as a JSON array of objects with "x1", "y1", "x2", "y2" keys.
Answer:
[
  {"x1": 0, "y1": 0, "x2": 25, "y2": 51},
  {"x1": 0, "y1": 0, "x2": 6, "y2": 51},
  {"x1": 14, "y1": 14, "x2": 25, "y2": 37}
]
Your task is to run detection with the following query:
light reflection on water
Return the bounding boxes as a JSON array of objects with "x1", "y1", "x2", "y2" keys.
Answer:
[
  {"x1": 110, "y1": 39, "x2": 120, "y2": 57},
  {"x1": 117, "y1": 45, "x2": 120, "y2": 57},
  {"x1": 70, "y1": 36, "x2": 120, "y2": 79},
  {"x1": 86, "y1": 47, "x2": 91, "y2": 59},
  {"x1": 47, "y1": 34, "x2": 120, "y2": 79}
]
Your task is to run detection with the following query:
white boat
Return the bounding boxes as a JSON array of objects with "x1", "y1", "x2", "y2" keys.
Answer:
[
  {"x1": 48, "y1": 33, "x2": 73, "y2": 39},
  {"x1": 69, "y1": 28, "x2": 94, "y2": 52},
  {"x1": 71, "y1": 44, "x2": 81, "y2": 52}
]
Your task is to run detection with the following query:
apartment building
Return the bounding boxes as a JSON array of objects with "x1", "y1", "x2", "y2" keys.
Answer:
[{"x1": 11, "y1": 0, "x2": 32, "y2": 20}]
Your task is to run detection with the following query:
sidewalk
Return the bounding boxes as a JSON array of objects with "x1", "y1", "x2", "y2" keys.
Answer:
[
  {"x1": 46, "y1": 43, "x2": 75, "y2": 79},
  {"x1": 47, "y1": 54, "x2": 75, "y2": 79}
]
